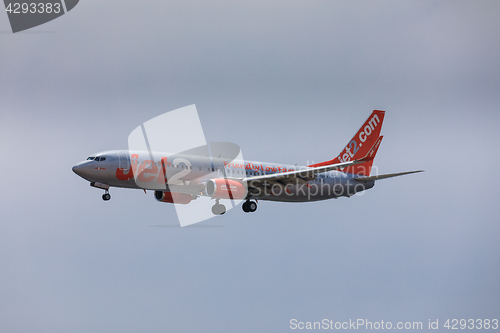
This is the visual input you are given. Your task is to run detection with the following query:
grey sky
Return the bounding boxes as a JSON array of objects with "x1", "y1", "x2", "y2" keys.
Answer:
[{"x1": 1, "y1": 1, "x2": 499, "y2": 332}]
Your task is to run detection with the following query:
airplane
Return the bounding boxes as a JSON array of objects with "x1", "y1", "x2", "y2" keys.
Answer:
[{"x1": 72, "y1": 110, "x2": 422, "y2": 215}]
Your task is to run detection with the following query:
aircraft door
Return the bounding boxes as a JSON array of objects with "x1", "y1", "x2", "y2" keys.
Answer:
[{"x1": 118, "y1": 152, "x2": 131, "y2": 170}]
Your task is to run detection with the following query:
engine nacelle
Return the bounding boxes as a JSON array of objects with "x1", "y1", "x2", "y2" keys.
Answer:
[
  {"x1": 205, "y1": 179, "x2": 247, "y2": 199},
  {"x1": 154, "y1": 191, "x2": 192, "y2": 205}
]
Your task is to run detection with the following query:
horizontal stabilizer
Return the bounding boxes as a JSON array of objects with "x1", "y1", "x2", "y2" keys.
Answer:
[{"x1": 354, "y1": 170, "x2": 424, "y2": 183}]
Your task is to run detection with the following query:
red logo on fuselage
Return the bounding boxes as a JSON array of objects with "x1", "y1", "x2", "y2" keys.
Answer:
[{"x1": 116, "y1": 155, "x2": 168, "y2": 183}]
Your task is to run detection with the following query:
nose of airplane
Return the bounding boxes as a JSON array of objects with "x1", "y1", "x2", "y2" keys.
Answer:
[
  {"x1": 72, "y1": 161, "x2": 94, "y2": 180},
  {"x1": 72, "y1": 164, "x2": 83, "y2": 176}
]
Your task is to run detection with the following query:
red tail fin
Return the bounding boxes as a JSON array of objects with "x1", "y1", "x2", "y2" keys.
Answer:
[
  {"x1": 354, "y1": 135, "x2": 383, "y2": 175},
  {"x1": 309, "y1": 110, "x2": 385, "y2": 176}
]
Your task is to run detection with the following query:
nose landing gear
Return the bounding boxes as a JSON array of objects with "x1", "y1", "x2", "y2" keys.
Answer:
[
  {"x1": 102, "y1": 190, "x2": 111, "y2": 201},
  {"x1": 90, "y1": 182, "x2": 111, "y2": 201},
  {"x1": 242, "y1": 200, "x2": 257, "y2": 213}
]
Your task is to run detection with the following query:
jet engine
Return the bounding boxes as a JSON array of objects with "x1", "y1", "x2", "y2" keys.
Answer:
[
  {"x1": 204, "y1": 179, "x2": 247, "y2": 199},
  {"x1": 154, "y1": 191, "x2": 192, "y2": 204}
]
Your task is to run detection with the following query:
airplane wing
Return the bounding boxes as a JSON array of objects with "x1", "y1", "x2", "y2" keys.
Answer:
[
  {"x1": 242, "y1": 136, "x2": 383, "y2": 197},
  {"x1": 354, "y1": 170, "x2": 424, "y2": 182}
]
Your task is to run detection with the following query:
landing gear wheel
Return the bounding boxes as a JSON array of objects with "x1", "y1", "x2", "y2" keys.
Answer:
[
  {"x1": 248, "y1": 201, "x2": 257, "y2": 212},
  {"x1": 102, "y1": 193, "x2": 111, "y2": 201},
  {"x1": 242, "y1": 200, "x2": 257, "y2": 213},
  {"x1": 212, "y1": 204, "x2": 226, "y2": 215}
]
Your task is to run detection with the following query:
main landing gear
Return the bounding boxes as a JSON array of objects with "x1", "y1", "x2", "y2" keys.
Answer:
[
  {"x1": 211, "y1": 200, "x2": 257, "y2": 215},
  {"x1": 102, "y1": 190, "x2": 111, "y2": 201},
  {"x1": 242, "y1": 200, "x2": 257, "y2": 213},
  {"x1": 212, "y1": 199, "x2": 226, "y2": 215}
]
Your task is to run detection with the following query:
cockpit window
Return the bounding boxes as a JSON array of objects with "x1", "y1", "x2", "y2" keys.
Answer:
[{"x1": 87, "y1": 156, "x2": 106, "y2": 161}]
